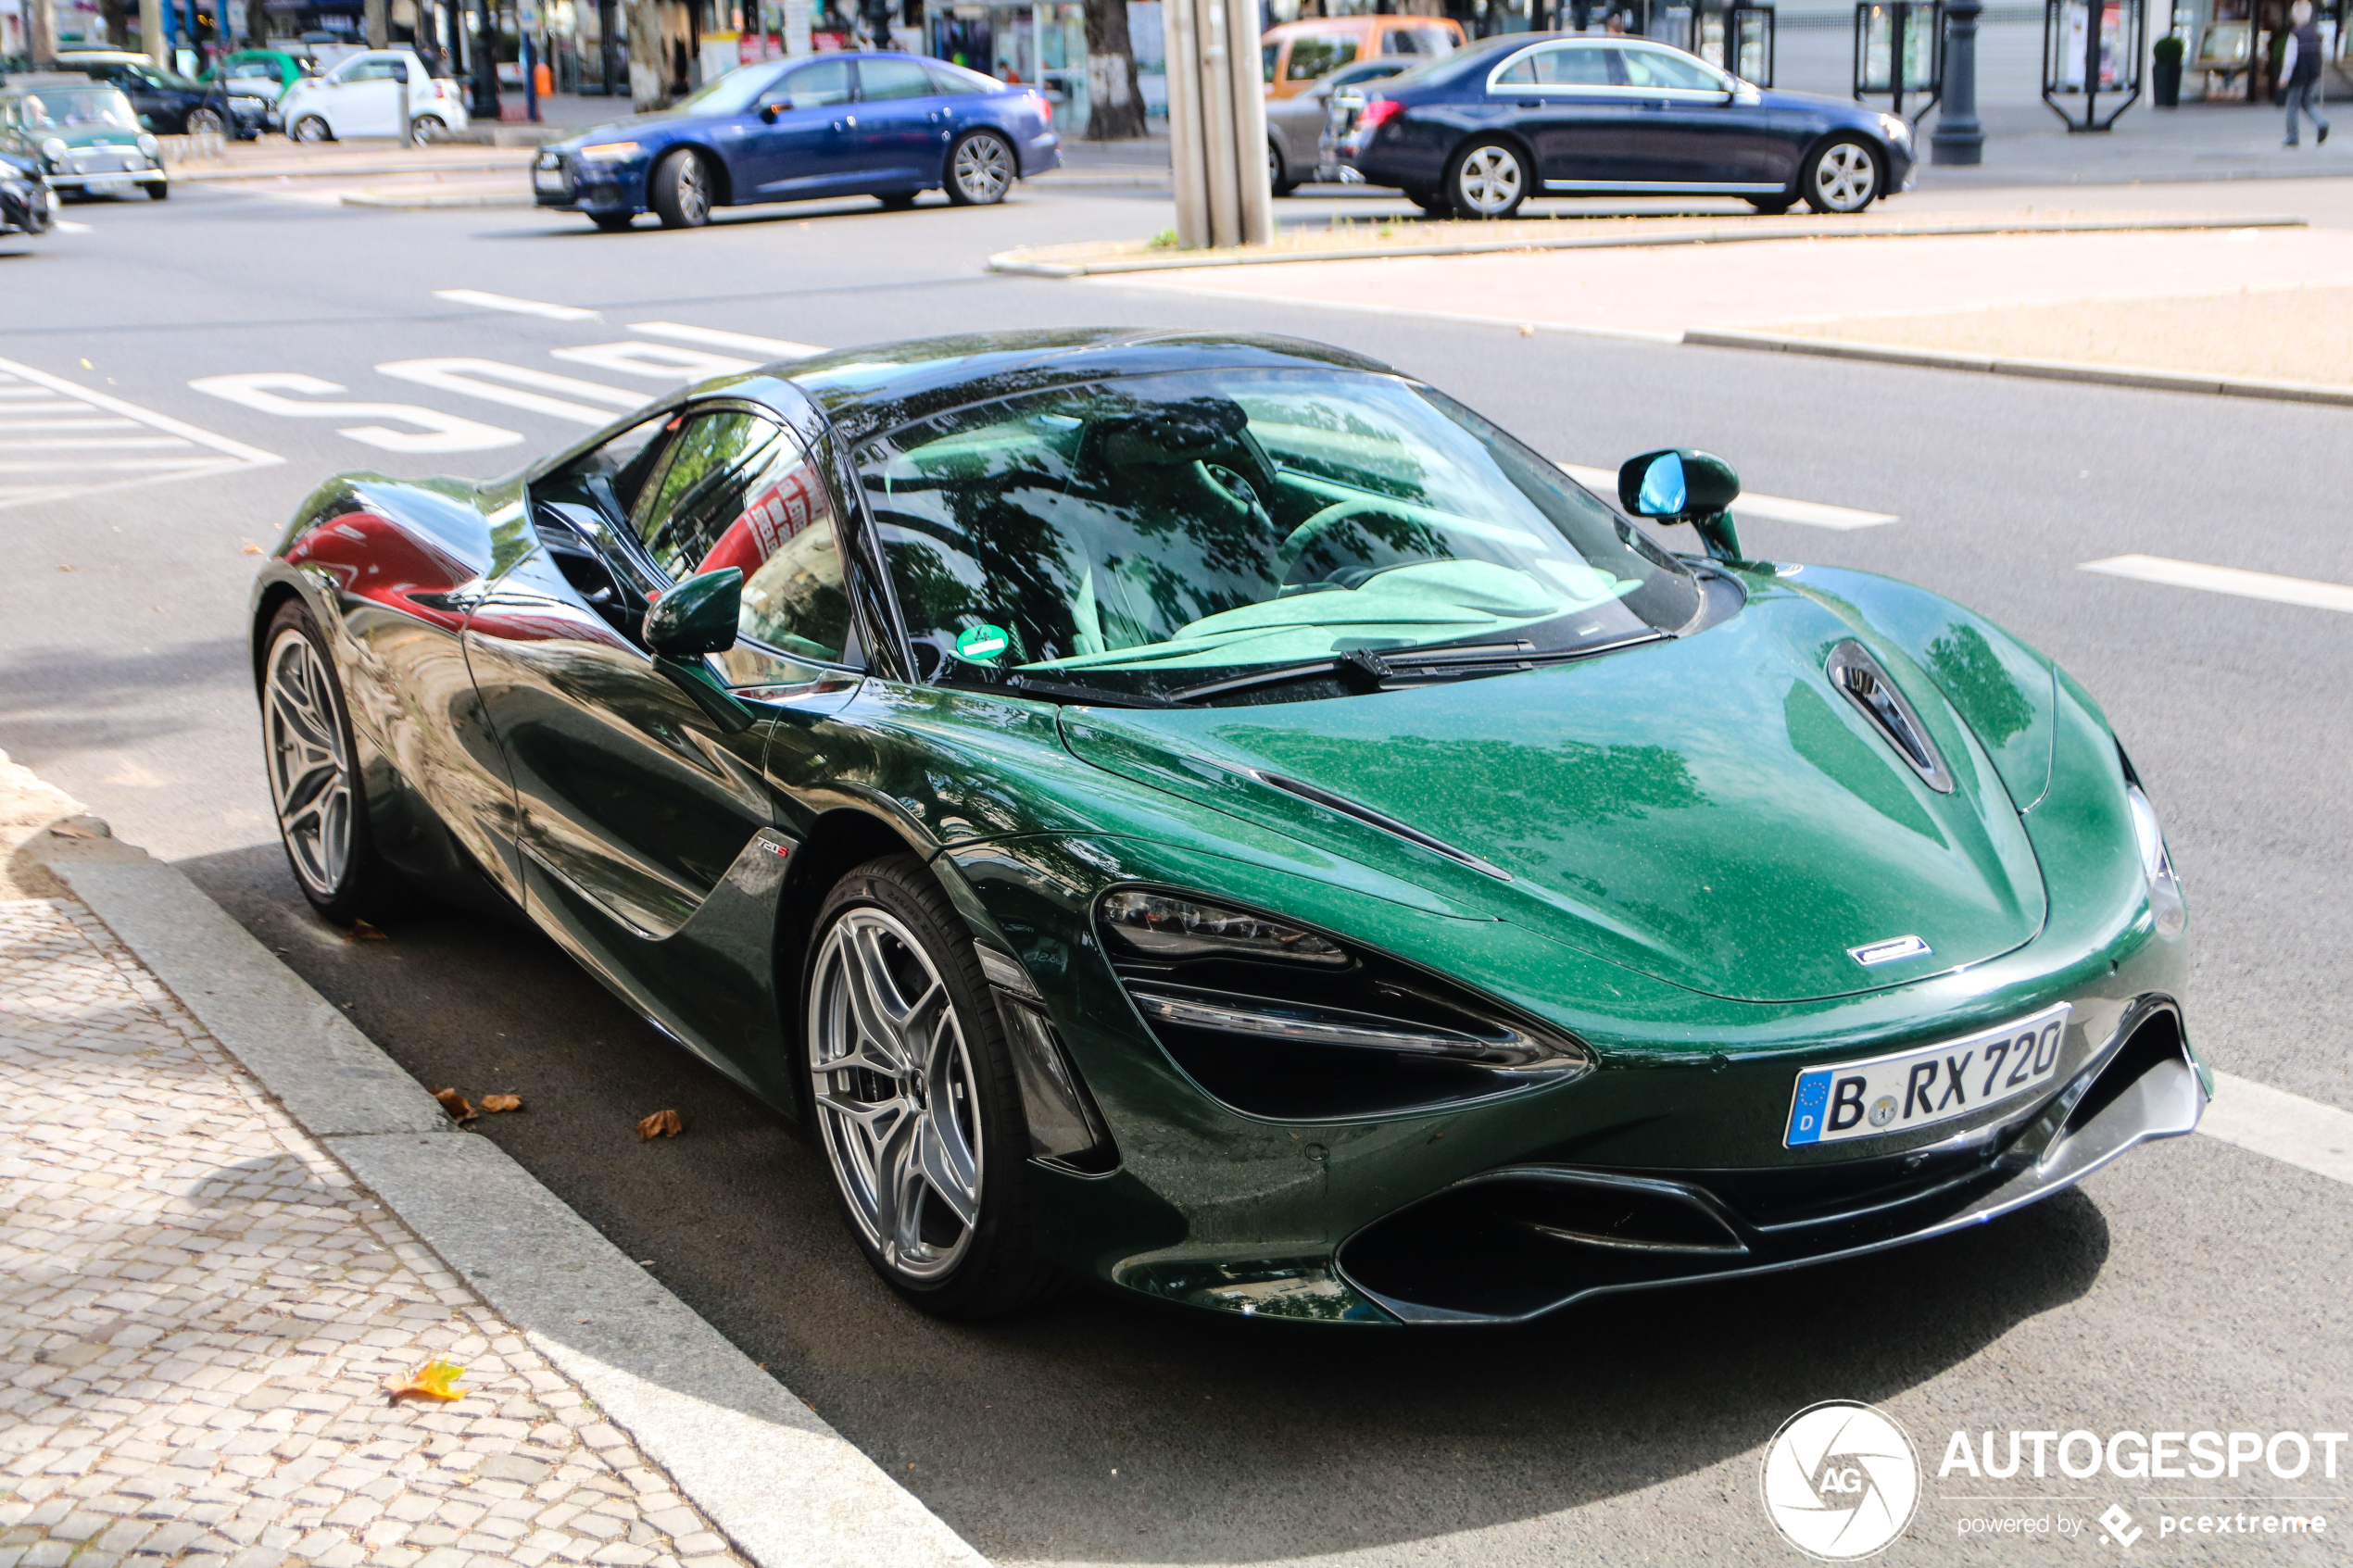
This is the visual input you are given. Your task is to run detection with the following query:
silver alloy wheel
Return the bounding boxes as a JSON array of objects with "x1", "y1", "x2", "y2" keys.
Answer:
[
  {"x1": 292, "y1": 115, "x2": 329, "y2": 143},
  {"x1": 186, "y1": 107, "x2": 224, "y2": 136},
  {"x1": 808, "y1": 908, "x2": 984, "y2": 1280},
  {"x1": 1453, "y1": 143, "x2": 1523, "y2": 217},
  {"x1": 1810, "y1": 141, "x2": 1877, "y2": 211},
  {"x1": 951, "y1": 133, "x2": 1013, "y2": 204},
  {"x1": 263, "y1": 627, "x2": 354, "y2": 901},
  {"x1": 673, "y1": 154, "x2": 710, "y2": 224}
]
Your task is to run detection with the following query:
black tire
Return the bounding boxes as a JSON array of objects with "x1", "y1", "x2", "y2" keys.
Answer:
[
  {"x1": 147, "y1": 181, "x2": 170, "y2": 201},
  {"x1": 590, "y1": 210, "x2": 635, "y2": 232},
  {"x1": 258, "y1": 600, "x2": 401, "y2": 926},
  {"x1": 1268, "y1": 141, "x2": 1299, "y2": 196},
  {"x1": 876, "y1": 190, "x2": 921, "y2": 210},
  {"x1": 1799, "y1": 136, "x2": 1881, "y2": 214},
  {"x1": 1404, "y1": 185, "x2": 1452, "y2": 220},
  {"x1": 410, "y1": 113, "x2": 447, "y2": 142},
  {"x1": 649, "y1": 146, "x2": 712, "y2": 228},
  {"x1": 943, "y1": 129, "x2": 1015, "y2": 206},
  {"x1": 1444, "y1": 136, "x2": 1529, "y2": 220},
  {"x1": 185, "y1": 107, "x2": 226, "y2": 136},
  {"x1": 804, "y1": 854, "x2": 1063, "y2": 1318},
  {"x1": 1745, "y1": 194, "x2": 1793, "y2": 214},
  {"x1": 291, "y1": 114, "x2": 332, "y2": 143}
]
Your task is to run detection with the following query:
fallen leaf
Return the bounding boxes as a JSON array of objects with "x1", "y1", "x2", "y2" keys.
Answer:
[
  {"x1": 481, "y1": 1094, "x2": 522, "y2": 1113},
  {"x1": 384, "y1": 1358, "x2": 466, "y2": 1405},
  {"x1": 345, "y1": 919, "x2": 388, "y2": 942},
  {"x1": 241, "y1": 542, "x2": 265, "y2": 556},
  {"x1": 48, "y1": 823, "x2": 96, "y2": 840},
  {"x1": 432, "y1": 1087, "x2": 477, "y2": 1123},
  {"x1": 57, "y1": 564, "x2": 75, "y2": 572},
  {"x1": 636, "y1": 1108, "x2": 683, "y2": 1141}
]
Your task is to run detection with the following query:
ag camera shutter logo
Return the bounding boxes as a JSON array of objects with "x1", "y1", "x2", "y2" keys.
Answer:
[{"x1": 1760, "y1": 1400, "x2": 1922, "y2": 1560}]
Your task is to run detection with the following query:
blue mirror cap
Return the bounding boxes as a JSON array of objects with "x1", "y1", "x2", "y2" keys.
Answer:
[{"x1": 1616, "y1": 447, "x2": 1741, "y2": 521}]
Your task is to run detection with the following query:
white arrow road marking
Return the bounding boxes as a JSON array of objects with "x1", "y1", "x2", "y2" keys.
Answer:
[
  {"x1": 627, "y1": 321, "x2": 826, "y2": 359},
  {"x1": 434, "y1": 289, "x2": 602, "y2": 320},
  {"x1": 1556, "y1": 463, "x2": 1898, "y2": 531},
  {"x1": 2202, "y1": 1072, "x2": 2353, "y2": 1189},
  {"x1": 189, "y1": 372, "x2": 523, "y2": 453},
  {"x1": 376, "y1": 358, "x2": 650, "y2": 424},
  {"x1": 0, "y1": 354, "x2": 281, "y2": 512},
  {"x1": 550, "y1": 341, "x2": 761, "y2": 382},
  {"x1": 2080, "y1": 555, "x2": 2353, "y2": 615}
]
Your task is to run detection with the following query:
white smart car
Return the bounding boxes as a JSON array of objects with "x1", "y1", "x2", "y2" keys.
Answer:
[{"x1": 281, "y1": 50, "x2": 469, "y2": 142}]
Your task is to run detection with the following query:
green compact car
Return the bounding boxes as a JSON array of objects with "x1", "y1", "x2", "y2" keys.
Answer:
[
  {"x1": 0, "y1": 76, "x2": 168, "y2": 198},
  {"x1": 249, "y1": 331, "x2": 2205, "y2": 1325},
  {"x1": 209, "y1": 47, "x2": 317, "y2": 101}
]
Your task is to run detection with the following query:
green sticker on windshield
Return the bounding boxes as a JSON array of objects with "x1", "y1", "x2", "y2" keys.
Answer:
[{"x1": 954, "y1": 623, "x2": 1011, "y2": 664}]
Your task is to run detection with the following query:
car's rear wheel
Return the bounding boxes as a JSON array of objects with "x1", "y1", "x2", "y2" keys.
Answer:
[
  {"x1": 1268, "y1": 141, "x2": 1299, "y2": 196},
  {"x1": 291, "y1": 114, "x2": 331, "y2": 143},
  {"x1": 590, "y1": 210, "x2": 635, "y2": 232},
  {"x1": 410, "y1": 113, "x2": 447, "y2": 141},
  {"x1": 259, "y1": 601, "x2": 396, "y2": 926},
  {"x1": 650, "y1": 147, "x2": 711, "y2": 228},
  {"x1": 944, "y1": 130, "x2": 1015, "y2": 206},
  {"x1": 805, "y1": 855, "x2": 1062, "y2": 1318},
  {"x1": 1801, "y1": 136, "x2": 1880, "y2": 214},
  {"x1": 186, "y1": 107, "x2": 226, "y2": 136},
  {"x1": 1446, "y1": 137, "x2": 1529, "y2": 220}
]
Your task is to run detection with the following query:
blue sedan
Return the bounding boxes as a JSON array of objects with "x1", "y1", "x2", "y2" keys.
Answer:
[
  {"x1": 1329, "y1": 33, "x2": 1914, "y2": 220},
  {"x1": 534, "y1": 52, "x2": 1060, "y2": 231}
]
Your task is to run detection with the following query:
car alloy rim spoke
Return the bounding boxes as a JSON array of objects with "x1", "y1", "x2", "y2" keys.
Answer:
[
  {"x1": 959, "y1": 139, "x2": 1010, "y2": 198},
  {"x1": 913, "y1": 1093, "x2": 979, "y2": 1229},
  {"x1": 1462, "y1": 149, "x2": 1517, "y2": 213},
  {"x1": 264, "y1": 633, "x2": 351, "y2": 897}
]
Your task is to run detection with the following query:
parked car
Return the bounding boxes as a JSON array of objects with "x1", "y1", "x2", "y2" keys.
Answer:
[
  {"x1": 0, "y1": 145, "x2": 56, "y2": 234},
  {"x1": 208, "y1": 47, "x2": 319, "y2": 103},
  {"x1": 0, "y1": 76, "x2": 168, "y2": 199},
  {"x1": 1328, "y1": 31, "x2": 1915, "y2": 218},
  {"x1": 54, "y1": 49, "x2": 271, "y2": 138},
  {"x1": 1266, "y1": 55, "x2": 1409, "y2": 194},
  {"x1": 533, "y1": 52, "x2": 1059, "y2": 232},
  {"x1": 249, "y1": 326, "x2": 2203, "y2": 1326},
  {"x1": 1263, "y1": 15, "x2": 1463, "y2": 99},
  {"x1": 280, "y1": 49, "x2": 468, "y2": 141}
]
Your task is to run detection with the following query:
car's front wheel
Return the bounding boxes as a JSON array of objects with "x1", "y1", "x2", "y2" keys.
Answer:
[
  {"x1": 650, "y1": 147, "x2": 711, "y2": 228},
  {"x1": 1745, "y1": 194, "x2": 1793, "y2": 215},
  {"x1": 1801, "y1": 136, "x2": 1881, "y2": 214},
  {"x1": 185, "y1": 107, "x2": 225, "y2": 136},
  {"x1": 1447, "y1": 137, "x2": 1529, "y2": 220},
  {"x1": 146, "y1": 181, "x2": 169, "y2": 201},
  {"x1": 290, "y1": 114, "x2": 331, "y2": 143},
  {"x1": 944, "y1": 130, "x2": 1015, "y2": 206},
  {"x1": 259, "y1": 601, "x2": 396, "y2": 925},
  {"x1": 805, "y1": 855, "x2": 1061, "y2": 1318}
]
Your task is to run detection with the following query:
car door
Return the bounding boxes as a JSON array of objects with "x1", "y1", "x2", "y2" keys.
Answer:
[
  {"x1": 739, "y1": 57, "x2": 864, "y2": 197},
  {"x1": 321, "y1": 56, "x2": 402, "y2": 136},
  {"x1": 1272, "y1": 59, "x2": 1399, "y2": 172},
  {"x1": 849, "y1": 55, "x2": 951, "y2": 185},
  {"x1": 1490, "y1": 42, "x2": 1648, "y2": 190},
  {"x1": 1607, "y1": 42, "x2": 1781, "y2": 186},
  {"x1": 84, "y1": 63, "x2": 167, "y2": 130}
]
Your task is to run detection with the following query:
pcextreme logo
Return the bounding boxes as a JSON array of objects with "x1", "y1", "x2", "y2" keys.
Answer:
[{"x1": 1761, "y1": 1400, "x2": 1923, "y2": 1560}]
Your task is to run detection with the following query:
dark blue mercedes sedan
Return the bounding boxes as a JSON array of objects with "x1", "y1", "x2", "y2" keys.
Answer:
[
  {"x1": 1327, "y1": 32, "x2": 1914, "y2": 220},
  {"x1": 533, "y1": 51, "x2": 1060, "y2": 232}
]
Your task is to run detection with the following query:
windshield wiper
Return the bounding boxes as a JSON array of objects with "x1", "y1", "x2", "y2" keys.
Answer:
[
  {"x1": 1168, "y1": 635, "x2": 1663, "y2": 703},
  {"x1": 937, "y1": 673, "x2": 1193, "y2": 709}
]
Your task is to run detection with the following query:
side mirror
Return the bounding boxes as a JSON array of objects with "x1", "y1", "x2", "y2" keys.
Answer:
[
  {"x1": 758, "y1": 100, "x2": 781, "y2": 122},
  {"x1": 642, "y1": 570, "x2": 756, "y2": 733},
  {"x1": 1616, "y1": 448, "x2": 1744, "y2": 564}
]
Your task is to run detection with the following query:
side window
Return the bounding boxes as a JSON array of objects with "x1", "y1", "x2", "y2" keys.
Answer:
[
  {"x1": 770, "y1": 59, "x2": 853, "y2": 109},
  {"x1": 925, "y1": 63, "x2": 984, "y2": 94},
  {"x1": 1286, "y1": 35, "x2": 1358, "y2": 80},
  {"x1": 1492, "y1": 54, "x2": 1537, "y2": 85},
  {"x1": 1263, "y1": 41, "x2": 1281, "y2": 84},
  {"x1": 1617, "y1": 46, "x2": 1724, "y2": 91},
  {"x1": 542, "y1": 410, "x2": 674, "y2": 532},
  {"x1": 635, "y1": 410, "x2": 850, "y2": 662},
  {"x1": 859, "y1": 57, "x2": 936, "y2": 100},
  {"x1": 1535, "y1": 44, "x2": 1612, "y2": 85}
]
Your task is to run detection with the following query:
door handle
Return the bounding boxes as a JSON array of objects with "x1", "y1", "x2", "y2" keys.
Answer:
[{"x1": 1517, "y1": 98, "x2": 1543, "y2": 107}]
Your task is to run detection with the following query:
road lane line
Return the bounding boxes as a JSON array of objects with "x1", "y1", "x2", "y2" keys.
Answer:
[
  {"x1": 627, "y1": 321, "x2": 825, "y2": 358},
  {"x1": 2079, "y1": 555, "x2": 2353, "y2": 615},
  {"x1": 376, "y1": 358, "x2": 648, "y2": 424},
  {"x1": 434, "y1": 289, "x2": 601, "y2": 320},
  {"x1": 0, "y1": 418, "x2": 145, "y2": 431},
  {"x1": 192, "y1": 372, "x2": 523, "y2": 453},
  {"x1": 0, "y1": 438, "x2": 197, "y2": 451},
  {"x1": 550, "y1": 342, "x2": 761, "y2": 382},
  {"x1": 0, "y1": 355, "x2": 281, "y2": 511},
  {"x1": 2202, "y1": 1072, "x2": 2353, "y2": 1189},
  {"x1": 1556, "y1": 462, "x2": 1898, "y2": 530},
  {"x1": 0, "y1": 399, "x2": 95, "y2": 412},
  {"x1": 0, "y1": 458, "x2": 248, "y2": 471},
  {"x1": 51, "y1": 220, "x2": 93, "y2": 232}
]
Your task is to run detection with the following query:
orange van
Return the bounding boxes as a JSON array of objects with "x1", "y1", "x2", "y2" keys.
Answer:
[{"x1": 1261, "y1": 16, "x2": 1466, "y2": 98}]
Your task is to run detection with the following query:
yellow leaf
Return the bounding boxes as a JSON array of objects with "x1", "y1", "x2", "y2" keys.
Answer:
[
  {"x1": 432, "y1": 1087, "x2": 477, "y2": 1123},
  {"x1": 636, "y1": 1108, "x2": 683, "y2": 1141},
  {"x1": 385, "y1": 1358, "x2": 466, "y2": 1405},
  {"x1": 345, "y1": 919, "x2": 389, "y2": 942},
  {"x1": 481, "y1": 1094, "x2": 522, "y2": 1113}
]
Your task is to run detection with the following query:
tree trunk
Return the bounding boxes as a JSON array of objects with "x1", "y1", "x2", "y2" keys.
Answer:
[
  {"x1": 96, "y1": 0, "x2": 132, "y2": 49},
  {"x1": 626, "y1": 0, "x2": 665, "y2": 107},
  {"x1": 1082, "y1": 0, "x2": 1147, "y2": 139}
]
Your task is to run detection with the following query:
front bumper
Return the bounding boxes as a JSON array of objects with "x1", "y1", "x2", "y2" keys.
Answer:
[
  {"x1": 535, "y1": 153, "x2": 642, "y2": 214},
  {"x1": 45, "y1": 158, "x2": 167, "y2": 194}
]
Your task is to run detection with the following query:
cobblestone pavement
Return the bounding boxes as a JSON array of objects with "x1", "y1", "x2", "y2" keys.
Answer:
[{"x1": 0, "y1": 896, "x2": 751, "y2": 1568}]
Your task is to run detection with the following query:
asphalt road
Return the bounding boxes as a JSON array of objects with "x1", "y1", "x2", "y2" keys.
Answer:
[{"x1": 3, "y1": 172, "x2": 2348, "y2": 1566}]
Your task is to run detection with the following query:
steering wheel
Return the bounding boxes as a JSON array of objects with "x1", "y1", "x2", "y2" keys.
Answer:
[{"x1": 1275, "y1": 497, "x2": 1417, "y2": 585}]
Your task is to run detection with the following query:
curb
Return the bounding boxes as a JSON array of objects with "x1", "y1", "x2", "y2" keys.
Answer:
[
  {"x1": 987, "y1": 212, "x2": 2309, "y2": 277},
  {"x1": 342, "y1": 189, "x2": 534, "y2": 208},
  {"x1": 1684, "y1": 328, "x2": 2353, "y2": 408},
  {"x1": 47, "y1": 854, "x2": 988, "y2": 1568},
  {"x1": 178, "y1": 155, "x2": 533, "y2": 182}
]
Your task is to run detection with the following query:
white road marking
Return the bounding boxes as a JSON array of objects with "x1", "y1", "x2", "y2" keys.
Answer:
[
  {"x1": 627, "y1": 321, "x2": 825, "y2": 358},
  {"x1": 1556, "y1": 463, "x2": 1898, "y2": 530},
  {"x1": 0, "y1": 354, "x2": 281, "y2": 511},
  {"x1": 2202, "y1": 1072, "x2": 2353, "y2": 1189},
  {"x1": 51, "y1": 220, "x2": 94, "y2": 232},
  {"x1": 550, "y1": 341, "x2": 761, "y2": 382},
  {"x1": 434, "y1": 289, "x2": 601, "y2": 320},
  {"x1": 376, "y1": 358, "x2": 648, "y2": 424},
  {"x1": 190, "y1": 372, "x2": 522, "y2": 453},
  {"x1": 2079, "y1": 554, "x2": 2353, "y2": 615}
]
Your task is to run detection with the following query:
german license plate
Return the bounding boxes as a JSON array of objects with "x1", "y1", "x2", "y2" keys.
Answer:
[
  {"x1": 535, "y1": 167, "x2": 567, "y2": 192},
  {"x1": 1784, "y1": 1003, "x2": 2072, "y2": 1147},
  {"x1": 87, "y1": 175, "x2": 131, "y2": 194}
]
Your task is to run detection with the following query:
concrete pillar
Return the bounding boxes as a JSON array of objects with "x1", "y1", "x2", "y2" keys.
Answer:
[
  {"x1": 138, "y1": 0, "x2": 166, "y2": 66},
  {"x1": 1164, "y1": 0, "x2": 1270, "y2": 248}
]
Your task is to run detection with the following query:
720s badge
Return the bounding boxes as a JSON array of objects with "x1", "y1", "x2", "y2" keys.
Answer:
[{"x1": 1785, "y1": 1004, "x2": 2073, "y2": 1148}]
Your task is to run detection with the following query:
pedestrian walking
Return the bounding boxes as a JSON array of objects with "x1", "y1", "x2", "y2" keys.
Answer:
[{"x1": 2282, "y1": 0, "x2": 2330, "y2": 146}]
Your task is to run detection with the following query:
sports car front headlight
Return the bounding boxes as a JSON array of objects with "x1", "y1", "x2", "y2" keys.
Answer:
[
  {"x1": 2124, "y1": 781, "x2": 2187, "y2": 936},
  {"x1": 576, "y1": 140, "x2": 642, "y2": 162},
  {"x1": 1100, "y1": 890, "x2": 1349, "y2": 966}
]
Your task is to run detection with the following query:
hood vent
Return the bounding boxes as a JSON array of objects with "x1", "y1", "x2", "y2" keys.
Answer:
[
  {"x1": 1253, "y1": 771, "x2": 1514, "y2": 881},
  {"x1": 1826, "y1": 641, "x2": 1953, "y2": 795}
]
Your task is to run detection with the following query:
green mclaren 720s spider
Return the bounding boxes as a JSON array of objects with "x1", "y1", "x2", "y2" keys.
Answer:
[{"x1": 250, "y1": 329, "x2": 2205, "y2": 1325}]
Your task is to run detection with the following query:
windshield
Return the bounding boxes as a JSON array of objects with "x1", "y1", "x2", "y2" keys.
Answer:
[
  {"x1": 667, "y1": 59, "x2": 788, "y2": 116},
  {"x1": 15, "y1": 88, "x2": 140, "y2": 131},
  {"x1": 860, "y1": 369, "x2": 1699, "y2": 702}
]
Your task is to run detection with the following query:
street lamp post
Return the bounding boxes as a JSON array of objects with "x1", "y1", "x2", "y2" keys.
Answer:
[{"x1": 1930, "y1": 0, "x2": 1983, "y2": 162}]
